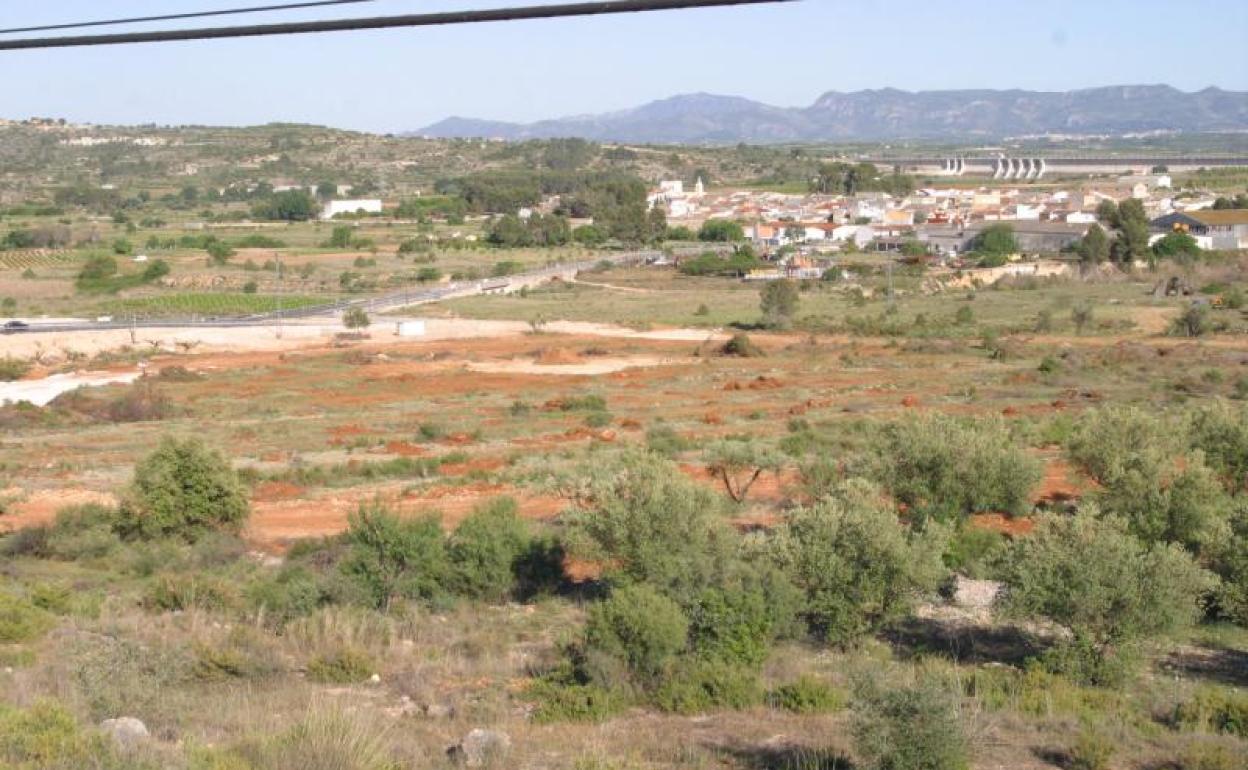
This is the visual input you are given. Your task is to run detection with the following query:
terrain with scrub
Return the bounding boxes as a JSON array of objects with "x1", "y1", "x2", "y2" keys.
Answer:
[{"x1": 1, "y1": 250, "x2": 1247, "y2": 770}]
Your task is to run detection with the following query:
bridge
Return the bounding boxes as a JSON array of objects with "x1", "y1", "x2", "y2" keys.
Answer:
[{"x1": 862, "y1": 155, "x2": 1248, "y2": 177}]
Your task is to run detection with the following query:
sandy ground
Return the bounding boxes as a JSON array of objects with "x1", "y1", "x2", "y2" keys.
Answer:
[
  {"x1": 0, "y1": 317, "x2": 726, "y2": 360},
  {"x1": 465, "y1": 355, "x2": 678, "y2": 376},
  {"x1": 0, "y1": 370, "x2": 142, "y2": 406}
]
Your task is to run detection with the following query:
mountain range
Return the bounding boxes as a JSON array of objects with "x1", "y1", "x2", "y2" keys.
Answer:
[{"x1": 414, "y1": 85, "x2": 1248, "y2": 144}]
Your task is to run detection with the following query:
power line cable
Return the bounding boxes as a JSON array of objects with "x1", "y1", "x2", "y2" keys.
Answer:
[
  {"x1": 0, "y1": 0, "x2": 375, "y2": 36},
  {"x1": 0, "y1": 0, "x2": 794, "y2": 50}
]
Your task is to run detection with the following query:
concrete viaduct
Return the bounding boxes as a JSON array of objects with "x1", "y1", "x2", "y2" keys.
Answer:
[{"x1": 866, "y1": 155, "x2": 1248, "y2": 178}]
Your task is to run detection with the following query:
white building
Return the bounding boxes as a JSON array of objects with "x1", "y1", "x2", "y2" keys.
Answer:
[
  {"x1": 1066, "y1": 211, "x2": 1097, "y2": 224},
  {"x1": 321, "y1": 199, "x2": 383, "y2": 220}
]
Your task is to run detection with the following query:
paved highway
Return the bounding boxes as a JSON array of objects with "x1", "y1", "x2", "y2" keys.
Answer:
[{"x1": 0, "y1": 250, "x2": 661, "y2": 336}]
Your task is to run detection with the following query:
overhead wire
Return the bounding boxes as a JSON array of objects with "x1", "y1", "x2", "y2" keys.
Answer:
[
  {"x1": 0, "y1": 0, "x2": 375, "y2": 36},
  {"x1": 0, "y1": 0, "x2": 794, "y2": 50}
]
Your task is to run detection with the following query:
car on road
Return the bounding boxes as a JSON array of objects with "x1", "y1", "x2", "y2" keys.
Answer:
[{"x1": 2, "y1": 320, "x2": 29, "y2": 333}]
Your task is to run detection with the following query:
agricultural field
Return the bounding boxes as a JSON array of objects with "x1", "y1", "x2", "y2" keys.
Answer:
[{"x1": 1, "y1": 248, "x2": 1246, "y2": 769}]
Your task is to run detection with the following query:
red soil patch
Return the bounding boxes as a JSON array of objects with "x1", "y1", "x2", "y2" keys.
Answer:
[
  {"x1": 618, "y1": 418, "x2": 642, "y2": 430},
  {"x1": 440, "y1": 457, "x2": 507, "y2": 476},
  {"x1": 329, "y1": 424, "x2": 369, "y2": 438},
  {"x1": 251, "y1": 481, "x2": 305, "y2": 503},
  {"x1": 246, "y1": 482, "x2": 566, "y2": 550},
  {"x1": 968, "y1": 512, "x2": 1035, "y2": 537},
  {"x1": 1034, "y1": 455, "x2": 1090, "y2": 505},
  {"x1": 0, "y1": 488, "x2": 116, "y2": 531},
  {"x1": 900, "y1": 395, "x2": 921, "y2": 408},
  {"x1": 383, "y1": 441, "x2": 426, "y2": 456}
]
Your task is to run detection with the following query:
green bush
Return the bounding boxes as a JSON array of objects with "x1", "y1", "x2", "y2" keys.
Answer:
[
  {"x1": 1067, "y1": 407, "x2": 1231, "y2": 550},
  {"x1": 0, "y1": 701, "x2": 119, "y2": 769},
  {"x1": 644, "y1": 424, "x2": 692, "y2": 458},
  {"x1": 1175, "y1": 686, "x2": 1248, "y2": 738},
  {"x1": 146, "y1": 573, "x2": 239, "y2": 613},
  {"x1": 772, "y1": 480, "x2": 947, "y2": 646},
  {"x1": 447, "y1": 496, "x2": 531, "y2": 602},
  {"x1": 655, "y1": 658, "x2": 762, "y2": 714},
  {"x1": 943, "y1": 525, "x2": 1007, "y2": 578},
  {"x1": 341, "y1": 503, "x2": 448, "y2": 611},
  {"x1": 44, "y1": 503, "x2": 121, "y2": 560},
  {"x1": 0, "y1": 593, "x2": 54, "y2": 643},
  {"x1": 874, "y1": 414, "x2": 1042, "y2": 520},
  {"x1": 246, "y1": 566, "x2": 325, "y2": 626},
  {"x1": 997, "y1": 508, "x2": 1214, "y2": 685},
  {"x1": 852, "y1": 678, "x2": 969, "y2": 770},
  {"x1": 306, "y1": 647, "x2": 376, "y2": 684},
  {"x1": 586, "y1": 584, "x2": 688, "y2": 682},
  {"x1": 1068, "y1": 725, "x2": 1115, "y2": 770},
  {"x1": 1188, "y1": 401, "x2": 1248, "y2": 494},
  {"x1": 527, "y1": 679, "x2": 624, "y2": 724},
  {"x1": 568, "y1": 450, "x2": 733, "y2": 603},
  {"x1": 768, "y1": 676, "x2": 847, "y2": 714},
  {"x1": 720, "y1": 332, "x2": 764, "y2": 357},
  {"x1": 193, "y1": 628, "x2": 284, "y2": 681},
  {"x1": 118, "y1": 436, "x2": 249, "y2": 541},
  {"x1": 686, "y1": 586, "x2": 773, "y2": 667},
  {"x1": 0, "y1": 356, "x2": 30, "y2": 382}
]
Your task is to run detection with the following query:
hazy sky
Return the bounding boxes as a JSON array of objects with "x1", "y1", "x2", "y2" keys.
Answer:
[{"x1": 2, "y1": 0, "x2": 1246, "y2": 132}]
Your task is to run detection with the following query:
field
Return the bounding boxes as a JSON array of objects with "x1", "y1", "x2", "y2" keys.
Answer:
[
  {"x1": 1, "y1": 122, "x2": 1247, "y2": 770},
  {"x1": 1, "y1": 251, "x2": 1247, "y2": 770}
]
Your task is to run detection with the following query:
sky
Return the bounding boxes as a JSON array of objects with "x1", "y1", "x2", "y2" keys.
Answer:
[{"x1": 2, "y1": 0, "x2": 1246, "y2": 133}]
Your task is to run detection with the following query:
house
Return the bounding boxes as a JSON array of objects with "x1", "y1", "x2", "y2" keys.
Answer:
[
  {"x1": 1150, "y1": 210, "x2": 1248, "y2": 250},
  {"x1": 321, "y1": 199, "x2": 382, "y2": 220}
]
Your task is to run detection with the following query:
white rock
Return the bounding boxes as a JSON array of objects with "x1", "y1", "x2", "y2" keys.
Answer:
[
  {"x1": 100, "y1": 717, "x2": 149, "y2": 749},
  {"x1": 450, "y1": 728, "x2": 511, "y2": 767}
]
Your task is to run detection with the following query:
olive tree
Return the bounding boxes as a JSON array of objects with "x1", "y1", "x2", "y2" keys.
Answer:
[
  {"x1": 1067, "y1": 406, "x2": 1231, "y2": 551},
  {"x1": 118, "y1": 436, "x2": 248, "y2": 541},
  {"x1": 566, "y1": 449, "x2": 735, "y2": 604},
  {"x1": 770, "y1": 480, "x2": 947, "y2": 646},
  {"x1": 341, "y1": 503, "x2": 447, "y2": 612},
  {"x1": 759, "y1": 278, "x2": 800, "y2": 329},
  {"x1": 996, "y1": 508, "x2": 1214, "y2": 684},
  {"x1": 703, "y1": 439, "x2": 785, "y2": 503},
  {"x1": 873, "y1": 414, "x2": 1042, "y2": 521}
]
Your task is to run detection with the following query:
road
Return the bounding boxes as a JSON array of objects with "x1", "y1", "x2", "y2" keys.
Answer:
[{"x1": 2, "y1": 250, "x2": 660, "y2": 336}]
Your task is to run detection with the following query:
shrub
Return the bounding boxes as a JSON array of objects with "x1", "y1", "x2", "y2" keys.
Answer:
[
  {"x1": 117, "y1": 436, "x2": 249, "y2": 541},
  {"x1": 306, "y1": 647, "x2": 376, "y2": 684},
  {"x1": 768, "y1": 676, "x2": 847, "y2": 714},
  {"x1": 0, "y1": 701, "x2": 117, "y2": 768},
  {"x1": 527, "y1": 679, "x2": 624, "y2": 724},
  {"x1": 146, "y1": 573, "x2": 238, "y2": 613},
  {"x1": 0, "y1": 356, "x2": 31, "y2": 381},
  {"x1": 1171, "y1": 303, "x2": 1212, "y2": 338},
  {"x1": 342, "y1": 307, "x2": 370, "y2": 329},
  {"x1": 996, "y1": 508, "x2": 1215, "y2": 685},
  {"x1": 654, "y1": 658, "x2": 762, "y2": 714},
  {"x1": 245, "y1": 705, "x2": 393, "y2": 770},
  {"x1": 874, "y1": 414, "x2": 1042, "y2": 521},
  {"x1": 44, "y1": 503, "x2": 121, "y2": 560},
  {"x1": 1174, "y1": 686, "x2": 1248, "y2": 738},
  {"x1": 1067, "y1": 407, "x2": 1231, "y2": 550},
  {"x1": 1068, "y1": 725, "x2": 1115, "y2": 770},
  {"x1": 720, "y1": 332, "x2": 763, "y2": 357},
  {"x1": 447, "y1": 496, "x2": 531, "y2": 602},
  {"x1": 771, "y1": 480, "x2": 947, "y2": 646},
  {"x1": 341, "y1": 503, "x2": 447, "y2": 611},
  {"x1": 1188, "y1": 401, "x2": 1248, "y2": 493},
  {"x1": 703, "y1": 438, "x2": 785, "y2": 503},
  {"x1": 686, "y1": 585, "x2": 773, "y2": 667},
  {"x1": 852, "y1": 678, "x2": 969, "y2": 770},
  {"x1": 760, "y1": 279, "x2": 800, "y2": 329},
  {"x1": 568, "y1": 449, "x2": 734, "y2": 603},
  {"x1": 193, "y1": 628, "x2": 284, "y2": 681},
  {"x1": 247, "y1": 566, "x2": 325, "y2": 626},
  {"x1": 585, "y1": 584, "x2": 688, "y2": 682},
  {"x1": 943, "y1": 525, "x2": 1007, "y2": 579},
  {"x1": 583, "y1": 410, "x2": 613, "y2": 428},
  {"x1": 645, "y1": 425, "x2": 692, "y2": 458},
  {"x1": 0, "y1": 594, "x2": 53, "y2": 643}
]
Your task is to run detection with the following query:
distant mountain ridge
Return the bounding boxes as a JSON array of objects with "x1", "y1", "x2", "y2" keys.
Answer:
[{"x1": 415, "y1": 85, "x2": 1248, "y2": 143}]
